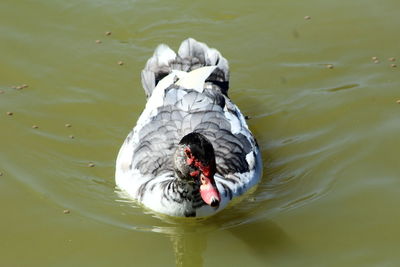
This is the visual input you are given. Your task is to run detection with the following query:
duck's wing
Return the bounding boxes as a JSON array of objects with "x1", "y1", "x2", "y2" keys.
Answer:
[{"x1": 125, "y1": 38, "x2": 230, "y2": 179}]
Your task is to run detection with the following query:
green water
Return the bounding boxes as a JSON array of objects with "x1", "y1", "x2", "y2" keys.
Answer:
[{"x1": 1, "y1": 0, "x2": 400, "y2": 266}]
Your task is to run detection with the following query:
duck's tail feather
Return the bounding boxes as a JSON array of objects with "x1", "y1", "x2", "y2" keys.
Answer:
[{"x1": 141, "y1": 38, "x2": 229, "y2": 98}]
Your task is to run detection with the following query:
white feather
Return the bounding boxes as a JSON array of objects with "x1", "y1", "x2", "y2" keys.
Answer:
[
  {"x1": 154, "y1": 44, "x2": 176, "y2": 66},
  {"x1": 175, "y1": 66, "x2": 217, "y2": 92}
]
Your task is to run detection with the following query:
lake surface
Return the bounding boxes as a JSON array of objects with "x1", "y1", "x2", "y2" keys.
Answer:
[{"x1": 1, "y1": 0, "x2": 400, "y2": 266}]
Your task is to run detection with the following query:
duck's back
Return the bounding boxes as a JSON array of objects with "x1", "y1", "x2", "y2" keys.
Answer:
[{"x1": 116, "y1": 38, "x2": 262, "y2": 216}]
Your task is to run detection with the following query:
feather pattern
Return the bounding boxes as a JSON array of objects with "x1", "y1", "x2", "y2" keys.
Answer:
[{"x1": 116, "y1": 38, "x2": 262, "y2": 217}]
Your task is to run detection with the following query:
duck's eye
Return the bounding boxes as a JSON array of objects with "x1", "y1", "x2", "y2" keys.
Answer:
[
  {"x1": 184, "y1": 147, "x2": 192, "y2": 158},
  {"x1": 185, "y1": 147, "x2": 194, "y2": 165}
]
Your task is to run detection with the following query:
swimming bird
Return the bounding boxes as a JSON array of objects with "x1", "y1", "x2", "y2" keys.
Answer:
[{"x1": 115, "y1": 38, "x2": 262, "y2": 217}]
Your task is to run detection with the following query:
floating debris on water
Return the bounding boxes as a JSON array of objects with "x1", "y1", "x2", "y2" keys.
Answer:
[
  {"x1": 248, "y1": 197, "x2": 256, "y2": 202},
  {"x1": 12, "y1": 84, "x2": 28, "y2": 90}
]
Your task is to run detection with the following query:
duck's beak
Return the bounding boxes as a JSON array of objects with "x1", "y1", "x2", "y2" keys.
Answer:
[{"x1": 199, "y1": 174, "x2": 220, "y2": 208}]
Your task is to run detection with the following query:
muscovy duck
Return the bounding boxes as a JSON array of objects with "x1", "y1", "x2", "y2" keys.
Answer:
[{"x1": 116, "y1": 38, "x2": 262, "y2": 217}]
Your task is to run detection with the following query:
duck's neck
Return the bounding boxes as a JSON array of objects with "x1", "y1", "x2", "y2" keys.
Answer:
[
  {"x1": 168, "y1": 177, "x2": 200, "y2": 202},
  {"x1": 160, "y1": 178, "x2": 202, "y2": 217}
]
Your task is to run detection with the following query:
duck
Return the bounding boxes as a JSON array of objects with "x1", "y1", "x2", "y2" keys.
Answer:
[{"x1": 115, "y1": 38, "x2": 262, "y2": 217}]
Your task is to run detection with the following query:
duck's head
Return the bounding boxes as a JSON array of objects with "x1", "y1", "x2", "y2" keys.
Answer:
[{"x1": 174, "y1": 132, "x2": 221, "y2": 208}]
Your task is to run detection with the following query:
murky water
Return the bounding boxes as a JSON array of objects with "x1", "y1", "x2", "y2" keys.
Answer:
[{"x1": 1, "y1": 0, "x2": 400, "y2": 266}]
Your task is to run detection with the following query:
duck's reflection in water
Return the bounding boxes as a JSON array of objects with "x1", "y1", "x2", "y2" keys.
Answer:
[{"x1": 154, "y1": 217, "x2": 293, "y2": 267}]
